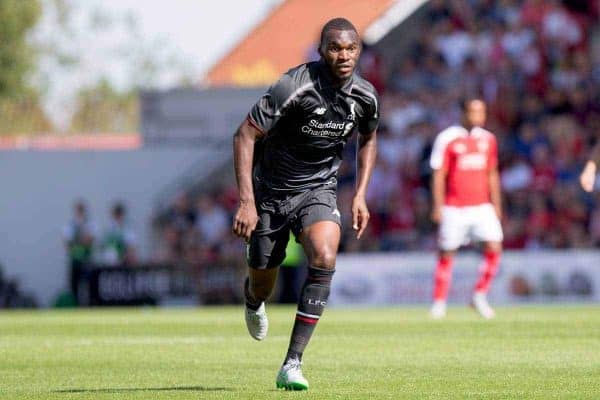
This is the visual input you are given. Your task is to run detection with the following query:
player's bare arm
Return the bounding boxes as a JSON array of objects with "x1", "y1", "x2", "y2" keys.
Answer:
[
  {"x1": 353, "y1": 129, "x2": 377, "y2": 239},
  {"x1": 431, "y1": 168, "x2": 446, "y2": 224},
  {"x1": 489, "y1": 166, "x2": 502, "y2": 219},
  {"x1": 232, "y1": 119, "x2": 264, "y2": 241},
  {"x1": 580, "y1": 142, "x2": 600, "y2": 192}
]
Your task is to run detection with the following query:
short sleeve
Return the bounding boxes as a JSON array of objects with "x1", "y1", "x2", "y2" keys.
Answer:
[
  {"x1": 247, "y1": 74, "x2": 298, "y2": 133},
  {"x1": 430, "y1": 133, "x2": 448, "y2": 170},
  {"x1": 430, "y1": 127, "x2": 460, "y2": 170},
  {"x1": 358, "y1": 90, "x2": 380, "y2": 135}
]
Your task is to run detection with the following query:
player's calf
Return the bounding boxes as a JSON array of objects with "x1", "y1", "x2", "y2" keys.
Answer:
[
  {"x1": 431, "y1": 254, "x2": 453, "y2": 318},
  {"x1": 474, "y1": 250, "x2": 501, "y2": 293}
]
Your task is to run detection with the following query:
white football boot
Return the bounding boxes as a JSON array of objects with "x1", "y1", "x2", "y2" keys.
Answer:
[
  {"x1": 430, "y1": 300, "x2": 447, "y2": 319},
  {"x1": 276, "y1": 358, "x2": 309, "y2": 391},
  {"x1": 471, "y1": 292, "x2": 495, "y2": 319},
  {"x1": 245, "y1": 302, "x2": 268, "y2": 340}
]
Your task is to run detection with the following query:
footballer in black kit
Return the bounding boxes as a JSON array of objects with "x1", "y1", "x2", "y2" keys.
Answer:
[
  {"x1": 232, "y1": 17, "x2": 378, "y2": 391},
  {"x1": 247, "y1": 59, "x2": 379, "y2": 267}
]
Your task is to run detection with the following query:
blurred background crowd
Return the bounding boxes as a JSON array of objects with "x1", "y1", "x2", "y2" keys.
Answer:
[
  {"x1": 152, "y1": 0, "x2": 600, "y2": 277},
  {"x1": 3, "y1": 0, "x2": 600, "y2": 307}
]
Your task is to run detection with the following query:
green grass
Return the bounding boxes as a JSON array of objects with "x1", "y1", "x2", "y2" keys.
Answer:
[{"x1": 1, "y1": 305, "x2": 599, "y2": 399}]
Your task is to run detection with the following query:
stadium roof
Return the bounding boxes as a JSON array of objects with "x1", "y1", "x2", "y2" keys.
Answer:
[{"x1": 204, "y1": 0, "x2": 427, "y2": 87}]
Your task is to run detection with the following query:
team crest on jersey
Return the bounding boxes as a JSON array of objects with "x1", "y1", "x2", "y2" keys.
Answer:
[
  {"x1": 313, "y1": 107, "x2": 327, "y2": 115},
  {"x1": 453, "y1": 143, "x2": 467, "y2": 153},
  {"x1": 477, "y1": 140, "x2": 489, "y2": 152},
  {"x1": 347, "y1": 101, "x2": 356, "y2": 121}
]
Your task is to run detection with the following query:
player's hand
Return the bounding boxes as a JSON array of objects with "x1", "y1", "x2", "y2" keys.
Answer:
[
  {"x1": 431, "y1": 206, "x2": 441, "y2": 224},
  {"x1": 580, "y1": 162, "x2": 597, "y2": 193},
  {"x1": 232, "y1": 200, "x2": 258, "y2": 242},
  {"x1": 351, "y1": 195, "x2": 370, "y2": 240}
]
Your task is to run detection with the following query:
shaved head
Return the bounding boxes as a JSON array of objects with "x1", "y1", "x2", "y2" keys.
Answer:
[{"x1": 319, "y1": 18, "x2": 358, "y2": 48}]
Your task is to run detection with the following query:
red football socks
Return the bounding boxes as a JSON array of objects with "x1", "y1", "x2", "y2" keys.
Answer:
[
  {"x1": 433, "y1": 255, "x2": 454, "y2": 301},
  {"x1": 474, "y1": 251, "x2": 501, "y2": 293}
]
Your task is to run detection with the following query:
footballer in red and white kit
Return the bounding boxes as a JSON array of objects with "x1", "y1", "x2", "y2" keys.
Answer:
[{"x1": 429, "y1": 98, "x2": 503, "y2": 319}]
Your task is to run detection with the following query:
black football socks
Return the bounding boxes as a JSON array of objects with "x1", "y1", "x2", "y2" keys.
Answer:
[{"x1": 285, "y1": 267, "x2": 335, "y2": 363}]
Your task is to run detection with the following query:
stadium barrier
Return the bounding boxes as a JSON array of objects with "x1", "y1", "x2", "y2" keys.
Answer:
[
  {"x1": 76, "y1": 251, "x2": 598, "y2": 307},
  {"x1": 77, "y1": 262, "x2": 243, "y2": 306},
  {"x1": 330, "y1": 251, "x2": 599, "y2": 306},
  {"x1": 78, "y1": 265, "x2": 197, "y2": 306}
]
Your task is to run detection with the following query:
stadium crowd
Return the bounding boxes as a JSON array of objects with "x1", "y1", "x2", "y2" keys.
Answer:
[{"x1": 153, "y1": 0, "x2": 600, "y2": 272}]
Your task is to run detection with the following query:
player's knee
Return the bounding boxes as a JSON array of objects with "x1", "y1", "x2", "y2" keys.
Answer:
[
  {"x1": 485, "y1": 242, "x2": 502, "y2": 254},
  {"x1": 311, "y1": 248, "x2": 337, "y2": 269}
]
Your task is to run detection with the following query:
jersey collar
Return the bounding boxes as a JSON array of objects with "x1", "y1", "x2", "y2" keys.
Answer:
[
  {"x1": 316, "y1": 60, "x2": 354, "y2": 95},
  {"x1": 459, "y1": 125, "x2": 485, "y2": 137},
  {"x1": 470, "y1": 126, "x2": 486, "y2": 137}
]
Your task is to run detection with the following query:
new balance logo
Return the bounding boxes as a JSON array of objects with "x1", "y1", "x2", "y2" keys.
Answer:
[
  {"x1": 332, "y1": 209, "x2": 341, "y2": 217},
  {"x1": 313, "y1": 107, "x2": 327, "y2": 115}
]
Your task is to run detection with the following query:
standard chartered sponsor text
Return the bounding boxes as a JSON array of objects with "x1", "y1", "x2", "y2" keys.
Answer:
[{"x1": 302, "y1": 119, "x2": 347, "y2": 137}]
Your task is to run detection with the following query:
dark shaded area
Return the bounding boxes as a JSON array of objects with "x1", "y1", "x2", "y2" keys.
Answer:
[{"x1": 54, "y1": 385, "x2": 234, "y2": 393}]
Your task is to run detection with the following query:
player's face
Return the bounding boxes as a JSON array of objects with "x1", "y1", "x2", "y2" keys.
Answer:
[
  {"x1": 320, "y1": 30, "x2": 360, "y2": 81},
  {"x1": 465, "y1": 100, "x2": 487, "y2": 127}
]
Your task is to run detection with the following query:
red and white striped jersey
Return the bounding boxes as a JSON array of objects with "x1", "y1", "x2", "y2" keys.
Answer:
[{"x1": 430, "y1": 126, "x2": 498, "y2": 207}]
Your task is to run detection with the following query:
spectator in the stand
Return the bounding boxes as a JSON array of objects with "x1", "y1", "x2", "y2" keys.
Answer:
[
  {"x1": 541, "y1": 0, "x2": 584, "y2": 52},
  {"x1": 434, "y1": 21, "x2": 473, "y2": 70},
  {"x1": 530, "y1": 144, "x2": 557, "y2": 192},
  {"x1": 513, "y1": 122, "x2": 548, "y2": 158},
  {"x1": 100, "y1": 202, "x2": 137, "y2": 266},
  {"x1": 162, "y1": 192, "x2": 196, "y2": 260},
  {"x1": 195, "y1": 194, "x2": 229, "y2": 247},
  {"x1": 358, "y1": 43, "x2": 386, "y2": 93},
  {"x1": 426, "y1": 0, "x2": 451, "y2": 24},
  {"x1": 502, "y1": 19, "x2": 534, "y2": 57},
  {"x1": 62, "y1": 200, "x2": 97, "y2": 300},
  {"x1": 166, "y1": 192, "x2": 196, "y2": 233},
  {"x1": 501, "y1": 155, "x2": 533, "y2": 192}
]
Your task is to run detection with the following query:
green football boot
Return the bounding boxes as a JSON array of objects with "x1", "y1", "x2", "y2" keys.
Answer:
[{"x1": 276, "y1": 358, "x2": 309, "y2": 391}]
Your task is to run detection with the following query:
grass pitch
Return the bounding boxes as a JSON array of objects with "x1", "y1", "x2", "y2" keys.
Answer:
[{"x1": 0, "y1": 305, "x2": 599, "y2": 399}]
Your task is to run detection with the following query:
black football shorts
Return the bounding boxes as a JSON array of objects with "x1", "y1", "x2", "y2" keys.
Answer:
[{"x1": 247, "y1": 185, "x2": 341, "y2": 269}]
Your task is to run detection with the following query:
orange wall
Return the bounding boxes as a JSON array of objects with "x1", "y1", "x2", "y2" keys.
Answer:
[{"x1": 206, "y1": 0, "x2": 393, "y2": 87}]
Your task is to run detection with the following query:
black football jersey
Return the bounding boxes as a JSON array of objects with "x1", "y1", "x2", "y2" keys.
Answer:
[{"x1": 247, "y1": 61, "x2": 379, "y2": 193}]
